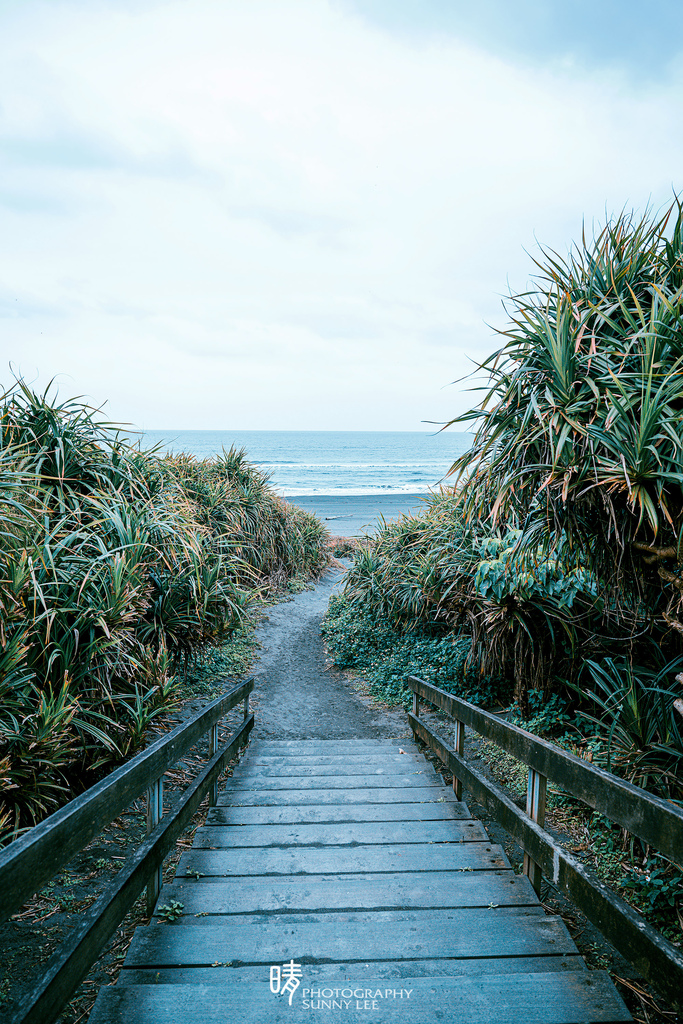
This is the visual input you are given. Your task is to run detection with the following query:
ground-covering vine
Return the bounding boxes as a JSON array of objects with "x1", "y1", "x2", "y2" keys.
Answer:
[{"x1": 322, "y1": 594, "x2": 509, "y2": 708}]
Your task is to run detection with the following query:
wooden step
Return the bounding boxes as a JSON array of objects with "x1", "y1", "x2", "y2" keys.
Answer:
[
  {"x1": 217, "y1": 786, "x2": 455, "y2": 806},
  {"x1": 121, "y1": 908, "x2": 578, "y2": 965},
  {"x1": 207, "y1": 800, "x2": 470, "y2": 824},
  {"x1": 192, "y1": 819, "x2": 487, "y2": 847},
  {"x1": 87, "y1": 735, "x2": 632, "y2": 1023},
  {"x1": 90, "y1": 971, "x2": 631, "y2": 1022},
  {"x1": 230, "y1": 760, "x2": 437, "y2": 778},
  {"x1": 117, "y1": 956, "x2": 588, "y2": 988},
  {"x1": 155, "y1": 870, "x2": 539, "y2": 914},
  {"x1": 246, "y1": 739, "x2": 417, "y2": 756},
  {"x1": 242, "y1": 753, "x2": 428, "y2": 767},
  {"x1": 223, "y1": 773, "x2": 442, "y2": 790},
  {"x1": 177, "y1": 840, "x2": 508, "y2": 876}
]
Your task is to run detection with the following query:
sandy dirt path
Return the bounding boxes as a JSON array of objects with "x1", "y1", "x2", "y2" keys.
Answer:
[{"x1": 248, "y1": 563, "x2": 409, "y2": 741}]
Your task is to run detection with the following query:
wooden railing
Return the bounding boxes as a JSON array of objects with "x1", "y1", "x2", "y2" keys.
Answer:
[
  {"x1": 407, "y1": 675, "x2": 683, "y2": 1013},
  {"x1": 0, "y1": 678, "x2": 254, "y2": 1024}
]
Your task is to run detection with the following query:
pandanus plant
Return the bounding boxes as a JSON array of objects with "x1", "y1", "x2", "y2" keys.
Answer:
[
  {"x1": 342, "y1": 202, "x2": 683, "y2": 728},
  {"x1": 447, "y1": 203, "x2": 683, "y2": 591},
  {"x1": 444, "y1": 201, "x2": 683, "y2": 704},
  {"x1": 0, "y1": 382, "x2": 327, "y2": 842}
]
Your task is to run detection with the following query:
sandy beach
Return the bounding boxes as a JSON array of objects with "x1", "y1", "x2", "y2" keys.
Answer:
[{"x1": 286, "y1": 493, "x2": 430, "y2": 537}]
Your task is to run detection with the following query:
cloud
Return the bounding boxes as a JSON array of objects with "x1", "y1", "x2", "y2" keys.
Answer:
[
  {"x1": 0, "y1": 285, "x2": 63, "y2": 319},
  {"x1": 335, "y1": 0, "x2": 683, "y2": 81},
  {"x1": 0, "y1": 0, "x2": 682, "y2": 429},
  {"x1": 229, "y1": 205, "x2": 349, "y2": 245}
]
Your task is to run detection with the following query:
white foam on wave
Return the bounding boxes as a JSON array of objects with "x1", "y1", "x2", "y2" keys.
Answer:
[
  {"x1": 278, "y1": 484, "x2": 448, "y2": 497},
  {"x1": 139, "y1": 429, "x2": 471, "y2": 495}
]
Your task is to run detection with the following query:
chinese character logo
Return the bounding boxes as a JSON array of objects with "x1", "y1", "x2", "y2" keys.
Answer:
[{"x1": 270, "y1": 960, "x2": 303, "y2": 1006}]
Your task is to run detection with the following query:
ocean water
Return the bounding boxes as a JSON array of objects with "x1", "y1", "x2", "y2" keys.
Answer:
[{"x1": 138, "y1": 430, "x2": 472, "y2": 496}]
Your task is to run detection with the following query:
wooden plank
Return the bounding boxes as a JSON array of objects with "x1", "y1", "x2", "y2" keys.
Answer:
[
  {"x1": 116, "y1": 956, "x2": 588, "y2": 987},
  {"x1": 244, "y1": 754, "x2": 427, "y2": 767},
  {"x1": 223, "y1": 773, "x2": 440, "y2": 790},
  {"x1": 157, "y1": 870, "x2": 538, "y2": 914},
  {"x1": 88, "y1": 973, "x2": 632, "y2": 1023},
  {"x1": 192, "y1": 819, "x2": 487, "y2": 847},
  {"x1": 410, "y1": 712, "x2": 683, "y2": 1014},
  {"x1": 178, "y1": 841, "x2": 509, "y2": 876},
  {"x1": 122, "y1": 908, "x2": 576, "y2": 966},
  {"x1": 408, "y1": 674, "x2": 683, "y2": 865},
  {"x1": 0, "y1": 679, "x2": 254, "y2": 923},
  {"x1": 172, "y1": 865, "x2": 528, "y2": 892},
  {"x1": 217, "y1": 787, "x2": 456, "y2": 807},
  {"x1": 230, "y1": 762, "x2": 437, "y2": 778},
  {"x1": 249, "y1": 740, "x2": 417, "y2": 756},
  {"x1": 248, "y1": 741, "x2": 413, "y2": 749},
  {"x1": 7, "y1": 716, "x2": 254, "y2": 1024},
  {"x1": 207, "y1": 802, "x2": 470, "y2": 824}
]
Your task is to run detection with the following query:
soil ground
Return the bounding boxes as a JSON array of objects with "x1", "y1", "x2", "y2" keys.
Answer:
[
  {"x1": 0, "y1": 560, "x2": 678, "y2": 1023},
  {"x1": 249, "y1": 560, "x2": 409, "y2": 741}
]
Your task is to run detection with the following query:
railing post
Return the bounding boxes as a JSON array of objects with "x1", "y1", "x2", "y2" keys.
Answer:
[
  {"x1": 452, "y1": 719, "x2": 464, "y2": 801},
  {"x1": 243, "y1": 692, "x2": 250, "y2": 720},
  {"x1": 209, "y1": 723, "x2": 219, "y2": 806},
  {"x1": 523, "y1": 767, "x2": 547, "y2": 894},
  {"x1": 145, "y1": 776, "x2": 163, "y2": 915},
  {"x1": 412, "y1": 690, "x2": 419, "y2": 717}
]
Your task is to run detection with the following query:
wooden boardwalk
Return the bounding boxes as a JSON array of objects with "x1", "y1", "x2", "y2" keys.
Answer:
[{"x1": 89, "y1": 738, "x2": 631, "y2": 1023}]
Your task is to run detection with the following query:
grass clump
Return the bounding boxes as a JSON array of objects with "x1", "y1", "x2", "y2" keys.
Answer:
[{"x1": 327, "y1": 537, "x2": 361, "y2": 559}]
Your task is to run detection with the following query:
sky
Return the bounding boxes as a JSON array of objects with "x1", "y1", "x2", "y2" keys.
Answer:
[{"x1": 1, "y1": 0, "x2": 682, "y2": 431}]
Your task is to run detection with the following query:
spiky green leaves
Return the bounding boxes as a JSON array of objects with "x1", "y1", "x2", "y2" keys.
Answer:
[
  {"x1": 447, "y1": 201, "x2": 683, "y2": 604},
  {"x1": 0, "y1": 383, "x2": 327, "y2": 842}
]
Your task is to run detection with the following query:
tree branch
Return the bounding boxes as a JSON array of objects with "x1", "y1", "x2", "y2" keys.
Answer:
[{"x1": 632, "y1": 541, "x2": 678, "y2": 564}]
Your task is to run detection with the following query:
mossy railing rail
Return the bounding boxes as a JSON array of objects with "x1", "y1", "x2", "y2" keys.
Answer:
[
  {"x1": 407, "y1": 674, "x2": 683, "y2": 1014},
  {"x1": 0, "y1": 678, "x2": 254, "y2": 1024}
]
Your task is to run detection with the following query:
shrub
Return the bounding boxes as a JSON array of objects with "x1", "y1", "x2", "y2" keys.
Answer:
[
  {"x1": 447, "y1": 201, "x2": 683, "y2": 650},
  {"x1": 0, "y1": 381, "x2": 327, "y2": 841}
]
